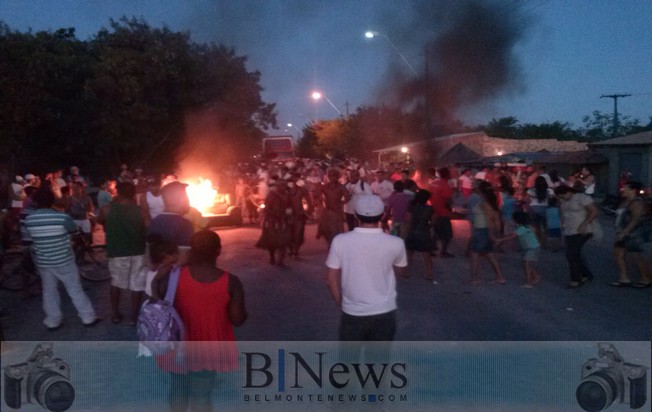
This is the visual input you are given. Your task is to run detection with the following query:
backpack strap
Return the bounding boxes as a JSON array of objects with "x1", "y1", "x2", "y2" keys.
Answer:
[{"x1": 164, "y1": 266, "x2": 181, "y2": 303}]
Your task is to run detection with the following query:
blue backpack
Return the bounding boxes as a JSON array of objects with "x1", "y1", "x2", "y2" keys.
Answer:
[{"x1": 137, "y1": 267, "x2": 185, "y2": 354}]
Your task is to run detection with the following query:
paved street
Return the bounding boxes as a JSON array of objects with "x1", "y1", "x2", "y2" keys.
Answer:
[{"x1": 1, "y1": 214, "x2": 650, "y2": 342}]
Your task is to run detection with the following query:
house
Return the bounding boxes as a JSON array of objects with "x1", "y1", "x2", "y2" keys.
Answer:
[{"x1": 590, "y1": 130, "x2": 652, "y2": 194}]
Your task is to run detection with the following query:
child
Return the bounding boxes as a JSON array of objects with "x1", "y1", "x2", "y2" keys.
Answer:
[
  {"x1": 144, "y1": 234, "x2": 179, "y2": 299},
  {"x1": 495, "y1": 211, "x2": 542, "y2": 288},
  {"x1": 545, "y1": 197, "x2": 562, "y2": 252}
]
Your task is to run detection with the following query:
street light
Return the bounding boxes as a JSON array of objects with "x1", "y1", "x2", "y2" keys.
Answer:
[
  {"x1": 364, "y1": 31, "x2": 418, "y2": 75},
  {"x1": 311, "y1": 91, "x2": 342, "y2": 116}
]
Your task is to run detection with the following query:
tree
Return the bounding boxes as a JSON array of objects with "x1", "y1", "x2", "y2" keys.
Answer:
[
  {"x1": 482, "y1": 117, "x2": 519, "y2": 139},
  {"x1": 579, "y1": 110, "x2": 644, "y2": 141},
  {"x1": 0, "y1": 24, "x2": 92, "y2": 174}
]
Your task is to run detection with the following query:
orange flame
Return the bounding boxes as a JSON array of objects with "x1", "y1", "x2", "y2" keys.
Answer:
[{"x1": 185, "y1": 178, "x2": 217, "y2": 214}]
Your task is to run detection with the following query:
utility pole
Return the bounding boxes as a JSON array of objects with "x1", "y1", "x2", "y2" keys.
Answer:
[{"x1": 600, "y1": 93, "x2": 631, "y2": 139}]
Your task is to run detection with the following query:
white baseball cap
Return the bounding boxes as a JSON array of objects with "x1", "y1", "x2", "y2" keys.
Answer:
[{"x1": 354, "y1": 195, "x2": 385, "y2": 217}]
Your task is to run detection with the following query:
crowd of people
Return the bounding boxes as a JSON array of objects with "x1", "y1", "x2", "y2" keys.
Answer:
[{"x1": 1, "y1": 159, "x2": 651, "y2": 332}]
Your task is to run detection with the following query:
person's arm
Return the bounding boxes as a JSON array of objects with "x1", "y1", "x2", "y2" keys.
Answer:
[
  {"x1": 325, "y1": 267, "x2": 342, "y2": 309},
  {"x1": 578, "y1": 200, "x2": 599, "y2": 234},
  {"x1": 96, "y1": 204, "x2": 110, "y2": 225},
  {"x1": 494, "y1": 232, "x2": 517, "y2": 244},
  {"x1": 393, "y1": 265, "x2": 408, "y2": 278},
  {"x1": 150, "y1": 265, "x2": 172, "y2": 301},
  {"x1": 616, "y1": 200, "x2": 643, "y2": 241},
  {"x1": 227, "y1": 274, "x2": 248, "y2": 326}
]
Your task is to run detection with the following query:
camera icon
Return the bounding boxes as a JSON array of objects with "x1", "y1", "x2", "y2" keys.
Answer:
[
  {"x1": 576, "y1": 343, "x2": 648, "y2": 411},
  {"x1": 3, "y1": 343, "x2": 75, "y2": 411}
]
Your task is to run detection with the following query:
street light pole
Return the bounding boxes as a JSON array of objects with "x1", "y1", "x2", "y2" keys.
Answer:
[
  {"x1": 365, "y1": 31, "x2": 418, "y2": 76},
  {"x1": 311, "y1": 91, "x2": 342, "y2": 116}
]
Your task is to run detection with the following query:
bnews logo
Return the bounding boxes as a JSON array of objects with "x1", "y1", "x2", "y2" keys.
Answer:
[{"x1": 242, "y1": 349, "x2": 408, "y2": 392}]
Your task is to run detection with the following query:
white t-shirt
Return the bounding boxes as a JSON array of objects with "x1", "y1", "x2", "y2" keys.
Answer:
[
  {"x1": 146, "y1": 192, "x2": 165, "y2": 220},
  {"x1": 459, "y1": 174, "x2": 473, "y2": 190},
  {"x1": 371, "y1": 180, "x2": 394, "y2": 202},
  {"x1": 560, "y1": 193, "x2": 594, "y2": 235},
  {"x1": 344, "y1": 180, "x2": 373, "y2": 214},
  {"x1": 326, "y1": 227, "x2": 408, "y2": 316}
]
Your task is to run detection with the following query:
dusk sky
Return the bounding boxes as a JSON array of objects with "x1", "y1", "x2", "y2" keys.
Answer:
[{"x1": 2, "y1": 0, "x2": 651, "y2": 135}]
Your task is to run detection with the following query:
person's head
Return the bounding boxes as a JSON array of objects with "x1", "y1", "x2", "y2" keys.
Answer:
[
  {"x1": 160, "y1": 181, "x2": 190, "y2": 214},
  {"x1": 622, "y1": 181, "x2": 643, "y2": 198},
  {"x1": 116, "y1": 181, "x2": 136, "y2": 200},
  {"x1": 147, "y1": 233, "x2": 179, "y2": 267},
  {"x1": 462, "y1": 168, "x2": 471, "y2": 176},
  {"x1": 33, "y1": 187, "x2": 55, "y2": 209},
  {"x1": 498, "y1": 175, "x2": 511, "y2": 192},
  {"x1": 393, "y1": 180, "x2": 405, "y2": 192},
  {"x1": 190, "y1": 230, "x2": 222, "y2": 264},
  {"x1": 70, "y1": 166, "x2": 79, "y2": 175},
  {"x1": 354, "y1": 195, "x2": 385, "y2": 224},
  {"x1": 426, "y1": 167, "x2": 437, "y2": 179},
  {"x1": 71, "y1": 181, "x2": 84, "y2": 196},
  {"x1": 327, "y1": 168, "x2": 341, "y2": 183},
  {"x1": 581, "y1": 166, "x2": 592, "y2": 176},
  {"x1": 478, "y1": 180, "x2": 499, "y2": 211},
  {"x1": 349, "y1": 169, "x2": 360, "y2": 183},
  {"x1": 148, "y1": 177, "x2": 161, "y2": 194},
  {"x1": 375, "y1": 170, "x2": 386, "y2": 182},
  {"x1": 554, "y1": 184, "x2": 578, "y2": 200},
  {"x1": 413, "y1": 189, "x2": 430, "y2": 205},
  {"x1": 512, "y1": 210, "x2": 530, "y2": 226},
  {"x1": 437, "y1": 167, "x2": 450, "y2": 180}
]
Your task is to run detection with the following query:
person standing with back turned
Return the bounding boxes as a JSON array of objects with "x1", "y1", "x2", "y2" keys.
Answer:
[{"x1": 326, "y1": 195, "x2": 408, "y2": 341}]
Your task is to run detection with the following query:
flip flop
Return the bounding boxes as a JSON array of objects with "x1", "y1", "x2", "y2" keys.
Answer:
[
  {"x1": 111, "y1": 314, "x2": 123, "y2": 324},
  {"x1": 610, "y1": 281, "x2": 632, "y2": 287},
  {"x1": 632, "y1": 282, "x2": 651, "y2": 289}
]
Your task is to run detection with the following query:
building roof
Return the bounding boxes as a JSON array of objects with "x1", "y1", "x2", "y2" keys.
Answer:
[
  {"x1": 437, "y1": 143, "x2": 483, "y2": 164},
  {"x1": 589, "y1": 130, "x2": 652, "y2": 146},
  {"x1": 481, "y1": 150, "x2": 606, "y2": 165}
]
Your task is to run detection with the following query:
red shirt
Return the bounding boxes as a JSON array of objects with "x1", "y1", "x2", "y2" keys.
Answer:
[
  {"x1": 429, "y1": 179, "x2": 453, "y2": 217},
  {"x1": 157, "y1": 267, "x2": 237, "y2": 373}
]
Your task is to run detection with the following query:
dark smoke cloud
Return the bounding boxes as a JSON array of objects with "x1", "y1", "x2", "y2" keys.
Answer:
[{"x1": 378, "y1": 0, "x2": 534, "y2": 126}]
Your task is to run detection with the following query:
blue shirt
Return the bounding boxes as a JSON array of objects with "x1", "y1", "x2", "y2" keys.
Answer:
[
  {"x1": 515, "y1": 225, "x2": 540, "y2": 250},
  {"x1": 147, "y1": 213, "x2": 194, "y2": 248}
]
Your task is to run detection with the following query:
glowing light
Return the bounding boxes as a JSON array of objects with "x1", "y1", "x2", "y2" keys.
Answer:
[
  {"x1": 401, "y1": 146, "x2": 409, "y2": 154},
  {"x1": 365, "y1": 31, "x2": 376, "y2": 39},
  {"x1": 185, "y1": 178, "x2": 217, "y2": 214},
  {"x1": 311, "y1": 91, "x2": 322, "y2": 100},
  {"x1": 497, "y1": 151, "x2": 504, "y2": 156}
]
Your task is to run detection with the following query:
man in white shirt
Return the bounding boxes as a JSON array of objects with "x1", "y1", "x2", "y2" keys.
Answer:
[
  {"x1": 371, "y1": 170, "x2": 394, "y2": 203},
  {"x1": 326, "y1": 195, "x2": 408, "y2": 341},
  {"x1": 343, "y1": 169, "x2": 373, "y2": 231}
]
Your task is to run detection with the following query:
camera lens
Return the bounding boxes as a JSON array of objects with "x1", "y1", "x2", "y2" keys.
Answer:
[
  {"x1": 576, "y1": 371, "x2": 618, "y2": 412},
  {"x1": 33, "y1": 370, "x2": 75, "y2": 412}
]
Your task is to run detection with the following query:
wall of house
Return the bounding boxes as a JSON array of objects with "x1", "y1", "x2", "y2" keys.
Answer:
[{"x1": 593, "y1": 146, "x2": 652, "y2": 194}]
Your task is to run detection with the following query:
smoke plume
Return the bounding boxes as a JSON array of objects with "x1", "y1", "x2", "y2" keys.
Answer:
[{"x1": 379, "y1": 0, "x2": 533, "y2": 126}]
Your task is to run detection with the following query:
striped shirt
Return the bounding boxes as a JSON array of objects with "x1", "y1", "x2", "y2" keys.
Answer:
[{"x1": 25, "y1": 208, "x2": 77, "y2": 267}]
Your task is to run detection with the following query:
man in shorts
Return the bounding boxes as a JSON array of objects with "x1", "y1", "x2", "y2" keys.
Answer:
[{"x1": 98, "y1": 182, "x2": 148, "y2": 325}]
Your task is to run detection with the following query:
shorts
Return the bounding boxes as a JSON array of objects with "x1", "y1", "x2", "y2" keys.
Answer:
[
  {"x1": 433, "y1": 216, "x2": 453, "y2": 241},
  {"x1": 523, "y1": 247, "x2": 540, "y2": 262},
  {"x1": 108, "y1": 255, "x2": 146, "y2": 291},
  {"x1": 470, "y1": 228, "x2": 493, "y2": 253}
]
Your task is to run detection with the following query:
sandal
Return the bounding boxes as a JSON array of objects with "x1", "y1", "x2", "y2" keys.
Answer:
[
  {"x1": 111, "y1": 314, "x2": 123, "y2": 324},
  {"x1": 566, "y1": 282, "x2": 581, "y2": 289},
  {"x1": 610, "y1": 281, "x2": 632, "y2": 287},
  {"x1": 632, "y1": 282, "x2": 651, "y2": 289}
]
